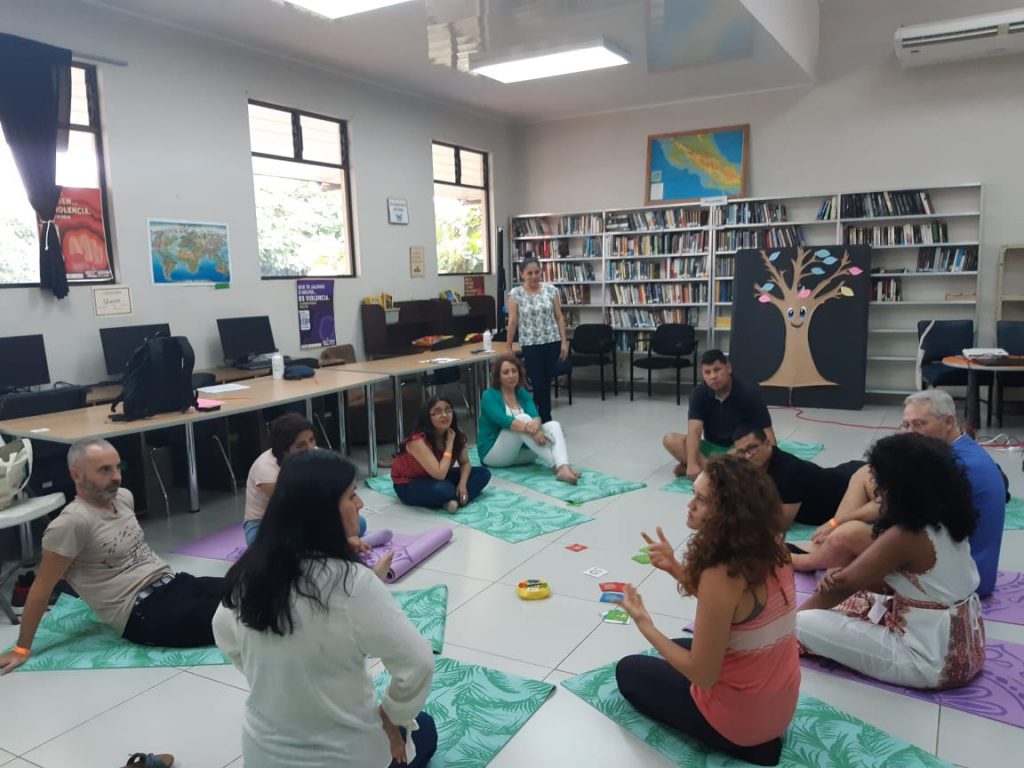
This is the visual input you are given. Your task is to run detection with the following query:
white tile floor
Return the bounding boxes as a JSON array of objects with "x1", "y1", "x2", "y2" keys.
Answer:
[{"x1": 2, "y1": 393, "x2": 1023, "y2": 767}]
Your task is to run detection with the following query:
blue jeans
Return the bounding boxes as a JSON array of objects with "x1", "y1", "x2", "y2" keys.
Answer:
[
  {"x1": 389, "y1": 712, "x2": 437, "y2": 768},
  {"x1": 243, "y1": 515, "x2": 366, "y2": 547},
  {"x1": 394, "y1": 466, "x2": 491, "y2": 509}
]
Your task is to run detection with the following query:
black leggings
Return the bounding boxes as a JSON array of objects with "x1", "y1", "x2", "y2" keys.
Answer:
[
  {"x1": 521, "y1": 341, "x2": 561, "y2": 423},
  {"x1": 615, "y1": 638, "x2": 783, "y2": 766}
]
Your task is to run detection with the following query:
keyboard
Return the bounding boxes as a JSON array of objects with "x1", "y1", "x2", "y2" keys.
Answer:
[{"x1": 236, "y1": 358, "x2": 273, "y2": 371}]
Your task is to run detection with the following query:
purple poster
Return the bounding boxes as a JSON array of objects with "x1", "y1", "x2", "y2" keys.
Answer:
[{"x1": 297, "y1": 279, "x2": 336, "y2": 349}]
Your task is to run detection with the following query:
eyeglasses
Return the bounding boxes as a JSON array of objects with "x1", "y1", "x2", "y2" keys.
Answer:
[
  {"x1": 900, "y1": 417, "x2": 936, "y2": 431},
  {"x1": 734, "y1": 443, "x2": 764, "y2": 457},
  {"x1": 430, "y1": 408, "x2": 454, "y2": 417}
]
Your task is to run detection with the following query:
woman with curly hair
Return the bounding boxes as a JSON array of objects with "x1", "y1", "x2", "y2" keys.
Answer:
[
  {"x1": 614, "y1": 454, "x2": 799, "y2": 767},
  {"x1": 797, "y1": 432, "x2": 984, "y2": 690}
]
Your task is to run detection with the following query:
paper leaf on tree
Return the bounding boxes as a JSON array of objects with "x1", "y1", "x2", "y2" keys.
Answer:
[
  {"x1": 810, "y1": 267, "x2": 826, "y2": 275},
  {"x1": 814, "y1": 249, "x2": 832, "y2": 258},
  {"x1": 798, "y1": 288, "x2": 811, "y2": 298},
  {"x1": 822, "y1": 257, "x2": 838, "y2": 265},
  {"x1": 762, "y1": 282, "x2": 776, "y2": 292},
  {"x1": 849, "y1": 266, "x2": 863, "y2": 275},
  {"x1": 840, "y1": 286, "x2": 854, "y2": 297},
  {"x1": 758, "y1": 294, "x2": 772, "y2": 303},
  {"x1": 769, "y1": 252, "x2": 780, "y2": 261}
]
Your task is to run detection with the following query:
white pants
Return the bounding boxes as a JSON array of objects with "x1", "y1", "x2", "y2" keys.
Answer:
[{"x1": 483, "y1": 414, "x2": 570, "y2": 469}]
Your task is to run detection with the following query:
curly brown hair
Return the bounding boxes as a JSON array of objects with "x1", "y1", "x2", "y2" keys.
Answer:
[
  {"x1": 490, "y1": 353, "x2": 529, "y2": 390},
  {"x1": 677, "y1": 454, "x2": 790, "y2": 596}
]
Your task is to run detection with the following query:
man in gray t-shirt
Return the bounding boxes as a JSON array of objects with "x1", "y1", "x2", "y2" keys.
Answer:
[{"x1": 1, "y1": 438, "x2": 223, "y2": 675}]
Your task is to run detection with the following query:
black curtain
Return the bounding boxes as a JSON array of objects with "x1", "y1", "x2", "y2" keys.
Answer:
[{"x1": 0, "y1": 34, "x2": 72, "y2": 299}]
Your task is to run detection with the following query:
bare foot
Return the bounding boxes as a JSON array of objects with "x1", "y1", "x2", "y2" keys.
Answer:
[
  {"x1": 571, "y1": 467, "x2": 582, "y2": 480},
  {"x1": 443, "y1": 500, "x2": 459, "y2": 514},
  {"x1": 672, "y1": 462, "x2": 687, "y2": 478},
  {"x1": 555, "y1": 466, "x2": 578, "y2": 485}
]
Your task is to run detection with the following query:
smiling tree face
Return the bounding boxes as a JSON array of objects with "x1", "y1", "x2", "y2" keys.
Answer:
[{"x1": 752, "y1": 247, "x2": 861, "y2": 388}]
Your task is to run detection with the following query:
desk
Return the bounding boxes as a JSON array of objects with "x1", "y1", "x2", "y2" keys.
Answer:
[
  {"x1": 343, "y1": 343, "x2": 501, "y2": 449},
  {"x1": 86, "y1": 366, "x2": 271, "y2": 406},
  {"x1": 941, "y1": 356, "x2": 1024, "y2": 428},
  {"x1": 0, "y1": 370, "x2": 388, "y2": 514}
]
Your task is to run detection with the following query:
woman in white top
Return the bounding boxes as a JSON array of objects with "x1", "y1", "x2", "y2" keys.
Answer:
[
  {"x1": 506, "y1": 255, "x2": 570, "y2": 424},
  {"x1": 214, "y1": 451, "x2": 437, "y2": 768},
  {"x1": 797, "y1": 433, "x2": 985, "y2": 689}
]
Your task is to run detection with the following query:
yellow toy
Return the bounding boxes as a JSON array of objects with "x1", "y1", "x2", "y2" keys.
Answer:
[{"x1": 517, "y1": 579, "x2": 551, "y2": 600}]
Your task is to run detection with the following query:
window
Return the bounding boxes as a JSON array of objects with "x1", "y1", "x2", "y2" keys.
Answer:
[
  {"x1": 433, "y1": 141, "x2": 489, "y2": 275},
  {"x1": 248, "y1": 101, "x2": 355, "y2": 278},
  {"x1": 0, "y1": 63, "x2": 113, "y2": 286}
]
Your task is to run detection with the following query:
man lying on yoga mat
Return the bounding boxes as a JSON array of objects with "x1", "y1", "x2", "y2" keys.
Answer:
[
  {"x1": 663, "y1": 349, "x2": 775, "y2": 480},
  {"x1": 792, "y1": 389, "x2": 1006, "y2": 597},
  {"x1": 732, "y1": 424, "x2": 865, "y2": 528},
  {"x1": 0, "y1": 438, "x2": 224, "y2": 675}
]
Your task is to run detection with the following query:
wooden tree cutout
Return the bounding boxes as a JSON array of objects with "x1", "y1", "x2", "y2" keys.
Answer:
[{"x1": 753, "y1": 247, "x2": 862, "y2": 388}]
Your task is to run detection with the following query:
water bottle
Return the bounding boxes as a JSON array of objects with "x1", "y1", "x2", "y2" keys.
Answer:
[
  {"x1": 271, "y1": 353, "x2": 285, "y2": 380},
  {"x1": 482, "y1": 329, "x2": 492, "y2": 352}
]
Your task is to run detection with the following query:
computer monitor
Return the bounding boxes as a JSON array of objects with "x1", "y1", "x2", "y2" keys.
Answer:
[
  {"x1": 0, "y1": 385, "x2": 89, "y2": 420},
  {"x1": 217, "y1": 315, "x2": 277, "y2": 366},
  {"x1": 99, "y1": 323, "x2": 171, "y2": 376},
  {"x1": 0, "y1": 335, "x2": 50, "y2": 391}
]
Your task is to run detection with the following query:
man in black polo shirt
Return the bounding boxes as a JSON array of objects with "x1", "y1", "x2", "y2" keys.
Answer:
[
  {"x1": 663, "y1": 349, "x2": 775, "y2": 480},
  {"x1": 732, "y1": 425, "x2": 866, "y2": 527}
]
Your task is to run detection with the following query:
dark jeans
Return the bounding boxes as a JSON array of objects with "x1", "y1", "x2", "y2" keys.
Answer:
[
  {"x1": 615, "y1": 638, "x2": 783, "y2": 766},
  {"x1": 122, "y1": 573, "x2": 224, "y2": 647},
  {"x1": 521, "y1": 340, "x2": 561, "y2": 422},
  {"x1": 394, "y1": 466, "x2": 491, "y2": 509},
  {"x1": 389, "y1": 712, "x2": 438, "y2": 768}
]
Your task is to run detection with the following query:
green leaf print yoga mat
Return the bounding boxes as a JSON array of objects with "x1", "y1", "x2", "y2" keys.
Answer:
[
  {"x1": 392, "y1": 584, "x2": 448, "y2": 654},
  {"x1": 562, "y1": 654, "x2": 952, "y2": 768},
  {"x1": 365, "y1": 477, "x2": 592, "y2": 543},
  {"x1": 661, "y1": 440, "x2": 825, "y2": 496},
  {"x1": 466, "y1": 448, "x2": 645, "y2": 504},
  {"x1": 374, "y1": 657, "x2": 554, "y2": 768}
]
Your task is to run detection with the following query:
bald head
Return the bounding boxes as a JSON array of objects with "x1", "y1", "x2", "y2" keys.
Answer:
[{"x1": 68, "y1": 439, "x2": 121, "y2": 507}]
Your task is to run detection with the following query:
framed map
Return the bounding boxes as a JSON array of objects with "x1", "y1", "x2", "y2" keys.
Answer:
[
  {"x1": 149, "y1": 219, "x2": 231, "y2": 285},
  {"x1": 644, "y1": 124, "x2": 749, "y2": 204}
]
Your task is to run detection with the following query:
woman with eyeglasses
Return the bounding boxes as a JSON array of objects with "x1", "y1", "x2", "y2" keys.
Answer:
[
  {"x1": 613, "y1": 455, "x2": 799, "y2": 766},
  {"x1": 390, "y1": 395, "x2": 491, "y2": 512}
]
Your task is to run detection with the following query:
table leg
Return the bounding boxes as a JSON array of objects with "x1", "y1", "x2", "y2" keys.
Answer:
[
  {"x1": 337, "y1": 391, "x2": 348, "y2": 456},
  {"x1": 366, "y1": 383, "x2": 378, "y2": 477},
  {"x1": 966, "y1": 368, "x2": 980, "y2": 430},
  {"x1": 304, "y1": 398, "x2": 313, "y2": 421},
  {"x1": 185, "y1": 422, "x2": 200, "y2": 513},
  {"x1": 394, "y1": 376, "x2": 404, "y2": 454}
]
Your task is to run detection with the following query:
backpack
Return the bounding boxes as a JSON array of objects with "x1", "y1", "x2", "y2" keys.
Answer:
[{"x1": 111, "y1": 334, "x2": 197, "y2": 421}]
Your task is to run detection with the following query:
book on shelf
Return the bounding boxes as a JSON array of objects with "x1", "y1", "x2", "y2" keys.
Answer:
[
  {"x1": 609, "y1": 231, "x2": 707, "y2": 257},
  {"x1": 608, "y1": 282, "x2": 708, "y2": 305},
  {"x1": 945, "y1": 293, "x2": 977, "y2": 302},
  {"x1": 716, "y1": 225, "x2": 805, "y2": 250},
  {"x1": 713, "y1": 202, "x2": 788, "y2": 226},
  {"x1": 816, "y1": 196, "x2": 838, "y2": 221},
  {"x1": 715, "y1": 258, "x2": 736, "y2": 277},
  {"x1": 542, "y1": 262, "x2": 595, "y2": 282},
  {"x1": 916, "y1": 246, "x2": 978, "y2": 272},
  {"x1": 557, "y1": 284, "x2": 591, "y2": 306},
  {"x1": 515, "y1": 236, "x2": 602, "y2": 260},
  {"x1": 605, "y1": 207, "x2": 707, "y2": 232},
  {"x1": 717, "y1": 282, "x2": 734, "y2": 302},
  {"x1": 872, "y1": 277, "x2": 902, "y2": 302},
  {"x1": 513, "y1": 214, "x2": 601, "y2": 237},
  {"x1": 714, "y1": 316, "x2": 732, "y2": 330},
  {"x1": 606, "y1": 307, "x2": 701, "y2": 330},
  {"x1": 839, "y1": 190, "x2": 934, "y2": 219},
  {"x1": 843, "y1": 221, "x2": 948, "y2": 246}
]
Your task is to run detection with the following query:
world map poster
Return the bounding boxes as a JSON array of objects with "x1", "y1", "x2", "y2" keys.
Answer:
[
  {"x1": 645, "y1": 124, "x2": 748, "y2": 204},
  {"x1": 149, "y1": 219, "x2": 231, "y2": 285}
]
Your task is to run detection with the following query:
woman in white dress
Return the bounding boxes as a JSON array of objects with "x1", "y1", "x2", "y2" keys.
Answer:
[{"x1": 797, "y1": 432, "x2": 985, "y2": 689}]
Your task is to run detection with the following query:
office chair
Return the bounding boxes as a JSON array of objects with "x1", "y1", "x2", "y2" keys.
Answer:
[
  {"x1": 995, "y1": 320, "x2": 1024, "y2": 426},
  {"x1": 917, "y1": 320, "x2": 993, "y2": 424},
  {"x1": 630, "y1": 324, "x2": 698, "y2": 405}
]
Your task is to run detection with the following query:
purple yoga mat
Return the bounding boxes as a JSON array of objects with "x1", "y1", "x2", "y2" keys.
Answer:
[
  {"x1": 174, "y1": 524, "x2": 247, "y2": 561},
  {"x1": 801, "y1": 640, "x2": 1024, "y2": 729},
  {"x1": 360, "y1": 527, "x2": 453, "y2": 584},
  {"x1": 794, "y1": 570, "x2": 1024, "y2": 627}
]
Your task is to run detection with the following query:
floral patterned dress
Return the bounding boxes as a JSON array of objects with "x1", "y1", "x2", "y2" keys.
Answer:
[{"x1": 796, "y1": 524, "x2": 985, "y2": 689}]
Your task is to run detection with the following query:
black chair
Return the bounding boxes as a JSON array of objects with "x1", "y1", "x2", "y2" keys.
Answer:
[
  {"x1": 564, "y1": 324, "x2": 616, "y2": 402},
  {"x1": 995, "y1": 320, "x2": 1024, "y2": 426},
  {"x1": 630, "y1": 324, "x2": 698, "y2": 405},
  {"x1": 917, "y1": 319, "x2": 993, "y2": 424},
  {"x1": 552, "y1": 357, "x2": 574, "y2": 404}
]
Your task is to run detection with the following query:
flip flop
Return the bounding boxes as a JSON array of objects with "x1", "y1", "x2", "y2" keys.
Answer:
[{"x1": 122, "y1": 754, "x2": 174, "y2": 768}]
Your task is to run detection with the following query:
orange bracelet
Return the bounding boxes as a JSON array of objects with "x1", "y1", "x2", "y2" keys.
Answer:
[
  {"x1": 443, "y1": 451, "x2": 453, "y2": 459},
  {"x1": 828, "y1": 518, "x2": 838, "y2": 529},
  {"x1": 12, "y1": 646, "x2": 30, "y2": 657}
]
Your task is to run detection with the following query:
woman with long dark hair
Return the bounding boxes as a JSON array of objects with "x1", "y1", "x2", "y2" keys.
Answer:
[
  {"x1": 614, "y1": 455, "x2": 799, "y2": 766},
  {"x1": 797, "y1": 432, "x2": 984, "y2": 689},
  {"x1": 390, "y1": 395, "x2": 490, "y2": 512},
  {"x1": 213, "y1": 451, "x2": 437, "y2": 768}
]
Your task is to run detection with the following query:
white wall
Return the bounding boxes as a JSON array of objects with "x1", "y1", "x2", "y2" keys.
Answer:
[
  {"x1": 519, "y1": 0, "x2": 1024, "y2": 347},
  {"x1": 0, "y1": 0, "x2": 522, "y2": 384}
]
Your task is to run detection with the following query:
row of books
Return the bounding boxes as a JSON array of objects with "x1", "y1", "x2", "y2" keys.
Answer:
[
  {"x1": 557, "y1": 285, "x2": 591, "y2": 305},
  {"x1": 608, "y1": 283, "x2": 709, "y2": 306},
  {"x1": 835, "y1": 190, "x2": 935, "y2": 220},
  {"x1": 606, "y1": 307, "x2": 700, "y2": 331},
  {"x1": 513, "y1": 214, "x2": 602, "y2": 237},
  {"x1": 716, "y1": 226, "x2": 805, "y2": 250},
  {"x1": 609, "y1": 231, "x2": 708, "y2": 257},
  {"x1": 715, "y1": 258, "x2": 736, "y2": 277},
  {"x1": 713, "y1": 202, "x2": 788, "y2": 226},
  {"x1": 717, "y1": 282, "x2": 734, "y2": 302},
  {"x1": 916, "y1": 246, "x2": 978, "y2": 272},
  {"x1": 606, "y1": 256, "x2": 707, "y2": 281},
  {"x1": 540, "y1": 263, "x2": 595, "y2": 282},
  {"x1": 872, "y1": 278, "x2": 903, "y2": 302},
  {"x1": 844, "y1": 222, "x2": 948, "y2": 246},
  {"x1": 515, "y1": 237, "x2": 602, "y2": 260},
  {"x1": 605, "y1": 208, "x2": 707, "y2": 232}
]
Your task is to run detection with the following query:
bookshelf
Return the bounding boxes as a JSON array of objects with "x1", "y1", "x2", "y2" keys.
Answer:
[
  {"x1": 997, "y1": 245, "x2": 1024, "y2": 321},
  {"x1": 510, "y1": 184, "x2": 981, "y2": 395}
]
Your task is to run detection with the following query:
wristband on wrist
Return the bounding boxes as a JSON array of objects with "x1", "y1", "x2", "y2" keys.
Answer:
[
  {"x1": 828, "y1": 518, "x2": 838, "y2": 529},
  {"x1": 443, "y1": 451, "x2": 453, "y2": 459},
  {"x1": 12, "y1": 645, "x2": 31, "y2": 658}
]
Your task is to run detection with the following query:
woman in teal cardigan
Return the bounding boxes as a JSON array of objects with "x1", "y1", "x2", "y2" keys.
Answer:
[{"x1": 478, "y1": 354, "x2": 580, "y2": 484}]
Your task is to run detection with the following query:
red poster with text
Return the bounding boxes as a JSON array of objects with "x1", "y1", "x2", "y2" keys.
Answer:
[{"x1": 54, "y1": 187, "x2": 112, "y2": 280}]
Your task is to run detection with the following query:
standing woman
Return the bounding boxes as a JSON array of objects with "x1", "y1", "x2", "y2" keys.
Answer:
[
  {"x1": 214, "y1": 451, "x2": 437, "y2": 768},
  {"x1": 506, "y1": 255, "x2": 569, "y2": 423},
  {"x1": 614, "y1": 455, "x2": 799, "y2": 766},
  {"x1": 390, "y1": 396, "x2": 491, "y2": 512}
]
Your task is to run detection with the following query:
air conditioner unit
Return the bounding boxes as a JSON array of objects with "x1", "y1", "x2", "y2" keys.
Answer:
[{"x1": 895, "y1": 8, "x2": 1024, "y2": 67}]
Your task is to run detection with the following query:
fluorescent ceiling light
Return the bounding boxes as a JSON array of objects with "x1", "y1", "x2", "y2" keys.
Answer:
[
  {"x1": 471, "y1": 40, "x2": 629, "y2": 84},
  {"x1": 284, "y1": 0, "x2": 416, "y2": 20}
]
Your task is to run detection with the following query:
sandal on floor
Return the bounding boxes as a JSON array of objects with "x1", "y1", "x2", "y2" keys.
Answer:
[{"x1": 122, "y1": 753, "x2": 174, "y2": 768}]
